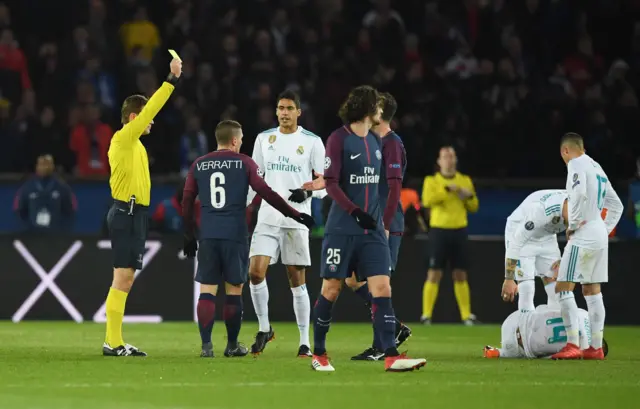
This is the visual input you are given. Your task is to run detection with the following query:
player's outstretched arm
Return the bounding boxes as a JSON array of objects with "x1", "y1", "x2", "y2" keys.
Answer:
[
  {"x1": 116, "y1": 59, "x2": 182, "y2": 143},
  {"x1": 301, "y1": 171, "x2": 325, "y2": 191},
  {"x1": 245, "y1": 157, "x2": 314, "y2": 228},
  {"x1": 382, "y1": 137, "x2": 403, "y2": 231}
]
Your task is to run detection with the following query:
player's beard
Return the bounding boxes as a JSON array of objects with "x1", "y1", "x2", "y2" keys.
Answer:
[{"x1": 370, "y1": 116, "x2": 381, "y2": 127}]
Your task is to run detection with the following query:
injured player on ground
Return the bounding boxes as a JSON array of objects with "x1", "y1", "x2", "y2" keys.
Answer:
[{"x1": 483, "y1": 304, "x2": 608, "y2": 359}]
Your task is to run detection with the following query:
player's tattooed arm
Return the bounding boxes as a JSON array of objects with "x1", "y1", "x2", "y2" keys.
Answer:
[{"x1": 505, "y1": 258, "x2": 517, "y2": 280}]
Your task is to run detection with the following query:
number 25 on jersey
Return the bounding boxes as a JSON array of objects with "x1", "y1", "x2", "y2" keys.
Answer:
[{"x1": 210, "y1": 172, "x2": 226, "y2": 208}]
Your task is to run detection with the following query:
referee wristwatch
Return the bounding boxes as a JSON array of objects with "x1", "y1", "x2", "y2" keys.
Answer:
[{"x1": 166, "y1": 73, "x2": 180, "y2": 86}]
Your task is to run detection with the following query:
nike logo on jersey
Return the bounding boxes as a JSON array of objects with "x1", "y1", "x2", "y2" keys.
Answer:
[{"x1": 350, "y1": 154, "x2": 361, "y2": 160}]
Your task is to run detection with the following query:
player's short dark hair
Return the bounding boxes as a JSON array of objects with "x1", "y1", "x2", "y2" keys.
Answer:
[
  {"x1": 338, "y1": 85, "x2": 380, "y2": 124},
  {"x1": 560, "y1": 132, "x2": 584, "y2": 149},
  {"x1": 215, "y1": 120, "x2": 242, "y2": 145},
  {"x1": 603, "y1": 338, "x2": 609, "y2": 357},
  {"x1": 379, "y1": 92, "x2": 397, "y2": 122},
  {"x1": 121, "y1": 95, "x2": 148, "y2": 124},
  {"x1": 277, "y1": 89, "x2": 301, "y2": 109}
]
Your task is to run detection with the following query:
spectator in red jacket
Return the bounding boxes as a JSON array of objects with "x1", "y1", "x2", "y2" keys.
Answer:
[
  {"x1": 69, "y1": 104, "x2": 112, "y2": 176},
  {"x1": 152, "y1": 182, "x2": 201, "y2": 233},
  {"x1": 0, "y1": 28, "x2": 31, "y2": 104}
]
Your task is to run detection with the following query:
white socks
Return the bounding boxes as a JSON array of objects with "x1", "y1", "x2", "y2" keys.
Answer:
[
  {"x1": 517, "y1": 280, "x2": 535, "y2": 312},
  {"x1": 250, "y1": 280, "x2": 270, "y2": 332},
  {"x1": 545, "y1": 281, "x2": 559, "y2": 309},
  {"x1": 558, "y1": 291, "x2": 580, "y2": 346},
  {"x1": 291, "y1": 285, "x2": 311, "y2": 347},
  {"x1": 250, "y1": 280, "x2": 311, "y2": 346},
  {"x1": 584, "y1": 293, "x2": 605, "y2": 349}
]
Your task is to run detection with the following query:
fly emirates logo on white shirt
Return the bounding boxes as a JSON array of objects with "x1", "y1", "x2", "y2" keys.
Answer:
[{"x1": 250, "y1": 126, "x2": 327, "y2": 229}]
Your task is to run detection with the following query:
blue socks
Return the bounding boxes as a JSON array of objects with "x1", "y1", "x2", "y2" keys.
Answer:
[
  {"x1": 197, "y1": 293, "x2": 216, "y2": 345},
  {"x1": 372, "y1": 297, "x2": 398, "y2": 356},
  {"x1": 223, "y1": 295, "x2": 243, "y2": 346},
  {"x1": 313, "y1": 295, "x2": 334, "y2": 356}
]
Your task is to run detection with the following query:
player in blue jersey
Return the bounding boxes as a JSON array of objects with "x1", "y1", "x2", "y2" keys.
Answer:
[
  {"x1": 310, "y1": 86, "x2": 426, "y2": 372},
  {"x1": 346, "y1": 93, "x2": 412, "y2": 360},
  {"x1": 182, "y1": 120, "x2": 314, "y2": 358},
  {"x1": 303, "y1": 93, "x2": 413, "y2": 361}
]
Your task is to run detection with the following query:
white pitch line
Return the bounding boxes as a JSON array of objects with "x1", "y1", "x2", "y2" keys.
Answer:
[{"x1": 3, "y1": 380, "x2": 639, "y2": 389}]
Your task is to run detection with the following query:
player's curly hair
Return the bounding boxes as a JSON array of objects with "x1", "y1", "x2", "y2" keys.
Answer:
[{"x1": 338, "y1": 85, "x2": 380, "y2": 124}]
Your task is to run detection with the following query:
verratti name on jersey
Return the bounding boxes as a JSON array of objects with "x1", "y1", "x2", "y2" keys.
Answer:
[{"x1": 196, "y1": 159, "x2": 244, "y2": 172}]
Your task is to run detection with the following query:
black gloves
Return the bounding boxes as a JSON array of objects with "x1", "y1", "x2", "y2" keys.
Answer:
[
  {"x1": 351, "y1": 208, "x2": 377, "y2": 230},
  {"x1": 288, "y1": 189, "x2": 312, "y2": 203},
  {"x1": 292, "y1": 213, "x2": 315, "y2": 229},
  {"x1": 183, "y1": 234, "x2": 198, "y2": 258}
]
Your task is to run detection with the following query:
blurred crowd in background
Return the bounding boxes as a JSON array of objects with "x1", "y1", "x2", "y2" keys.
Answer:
[{"x1": 3, "y1": 0, "x2": 640, "y2": 234}]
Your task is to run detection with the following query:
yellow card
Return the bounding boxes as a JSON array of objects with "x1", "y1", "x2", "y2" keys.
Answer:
[{"x1": 168, "y1": 49, "x2": 182, "y2": 62}]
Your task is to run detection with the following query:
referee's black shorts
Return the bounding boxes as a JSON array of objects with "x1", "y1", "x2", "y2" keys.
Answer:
[
  {"x1": 106, "y1": 200, "x2": 149, "y2": 270},
  {"x1": 427, "y1": 227, "x2": 469, "y2": 271}
]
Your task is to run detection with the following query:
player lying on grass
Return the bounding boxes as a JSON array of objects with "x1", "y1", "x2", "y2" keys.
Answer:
[
  {"x1": 311, "y1": 85, "x2": 426, "y2": 372},
  {"x1": 502, "y1": 190, "x2": 568, "y2": 312},
  {"x1": 182, "y1": 120, "x2": 314, "y2": 358},
  {"x1": 483, "y1": 304, "x2": 608, "y2": 359}
]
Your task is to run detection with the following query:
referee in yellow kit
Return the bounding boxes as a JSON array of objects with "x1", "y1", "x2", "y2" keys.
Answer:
[
  {"x1": 420, "y1": 146, "x2": 479, "y2": 325},
  {"x1": 102, "y1": 57, "x2": 182, "y2": 357}
]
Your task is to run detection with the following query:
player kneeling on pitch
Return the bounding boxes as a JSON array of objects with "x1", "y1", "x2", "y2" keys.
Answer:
[
  {"x1": 182, "y1": 120, "x2": 315, "y2": 358},
  {"x1": 483, "y1": 304, "x2": 608, "y2": 359}
]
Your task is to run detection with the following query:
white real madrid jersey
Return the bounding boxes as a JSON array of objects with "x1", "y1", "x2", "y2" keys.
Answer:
[
  {"x1": 249, "y1": 126, "x2": 327, "y2": 230},
  {"x1": 505, "y1": 190, "x2": 567, "y2": 259},
  {"x1": 565, "y1": 154, "x2": 623, "y2": 249}
]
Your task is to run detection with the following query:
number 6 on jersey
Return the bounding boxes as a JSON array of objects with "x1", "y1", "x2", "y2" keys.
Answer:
[{"x1": 210, "y1": 171, "x2": 226, "y2": 208}]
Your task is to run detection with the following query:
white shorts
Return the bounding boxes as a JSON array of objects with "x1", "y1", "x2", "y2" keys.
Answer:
[
  {"x1": 557, "y1": 243, "x2": 608, "y2": 284},
  {"x1": 249, "y1": 224, "x2": 311, "y2": 266},
  {"x1": 514, "y1": 253, "x2": 560, "y2": 281}
]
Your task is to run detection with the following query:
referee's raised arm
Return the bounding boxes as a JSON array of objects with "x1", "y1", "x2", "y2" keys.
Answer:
[{"x1": 101, "y1": 57, "x2": 182, "y2": 358}]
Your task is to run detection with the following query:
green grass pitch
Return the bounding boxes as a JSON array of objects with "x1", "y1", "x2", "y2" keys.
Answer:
[{"x1": 0, "y1": 322, "x2": 638, "y2": 409}]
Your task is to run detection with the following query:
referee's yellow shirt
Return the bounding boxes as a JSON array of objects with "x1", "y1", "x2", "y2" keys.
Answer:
[
  {"x1": 422, "y1": 172, "x2": 479, "y2": 229},
  {"x1": 108, "y1": 82, "x2": 175, "y2": 206}
]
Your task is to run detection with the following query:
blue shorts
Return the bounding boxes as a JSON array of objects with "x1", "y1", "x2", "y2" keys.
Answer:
[
  {"x1": 321, "y1": 231, "x2": 390, "y2": 281},
  {"x1": 196, "y1": 239, "x2": 248, "y2": 286},
  {"x1": 388, "y1": 234, "x2": 402, "y2": 272}
]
